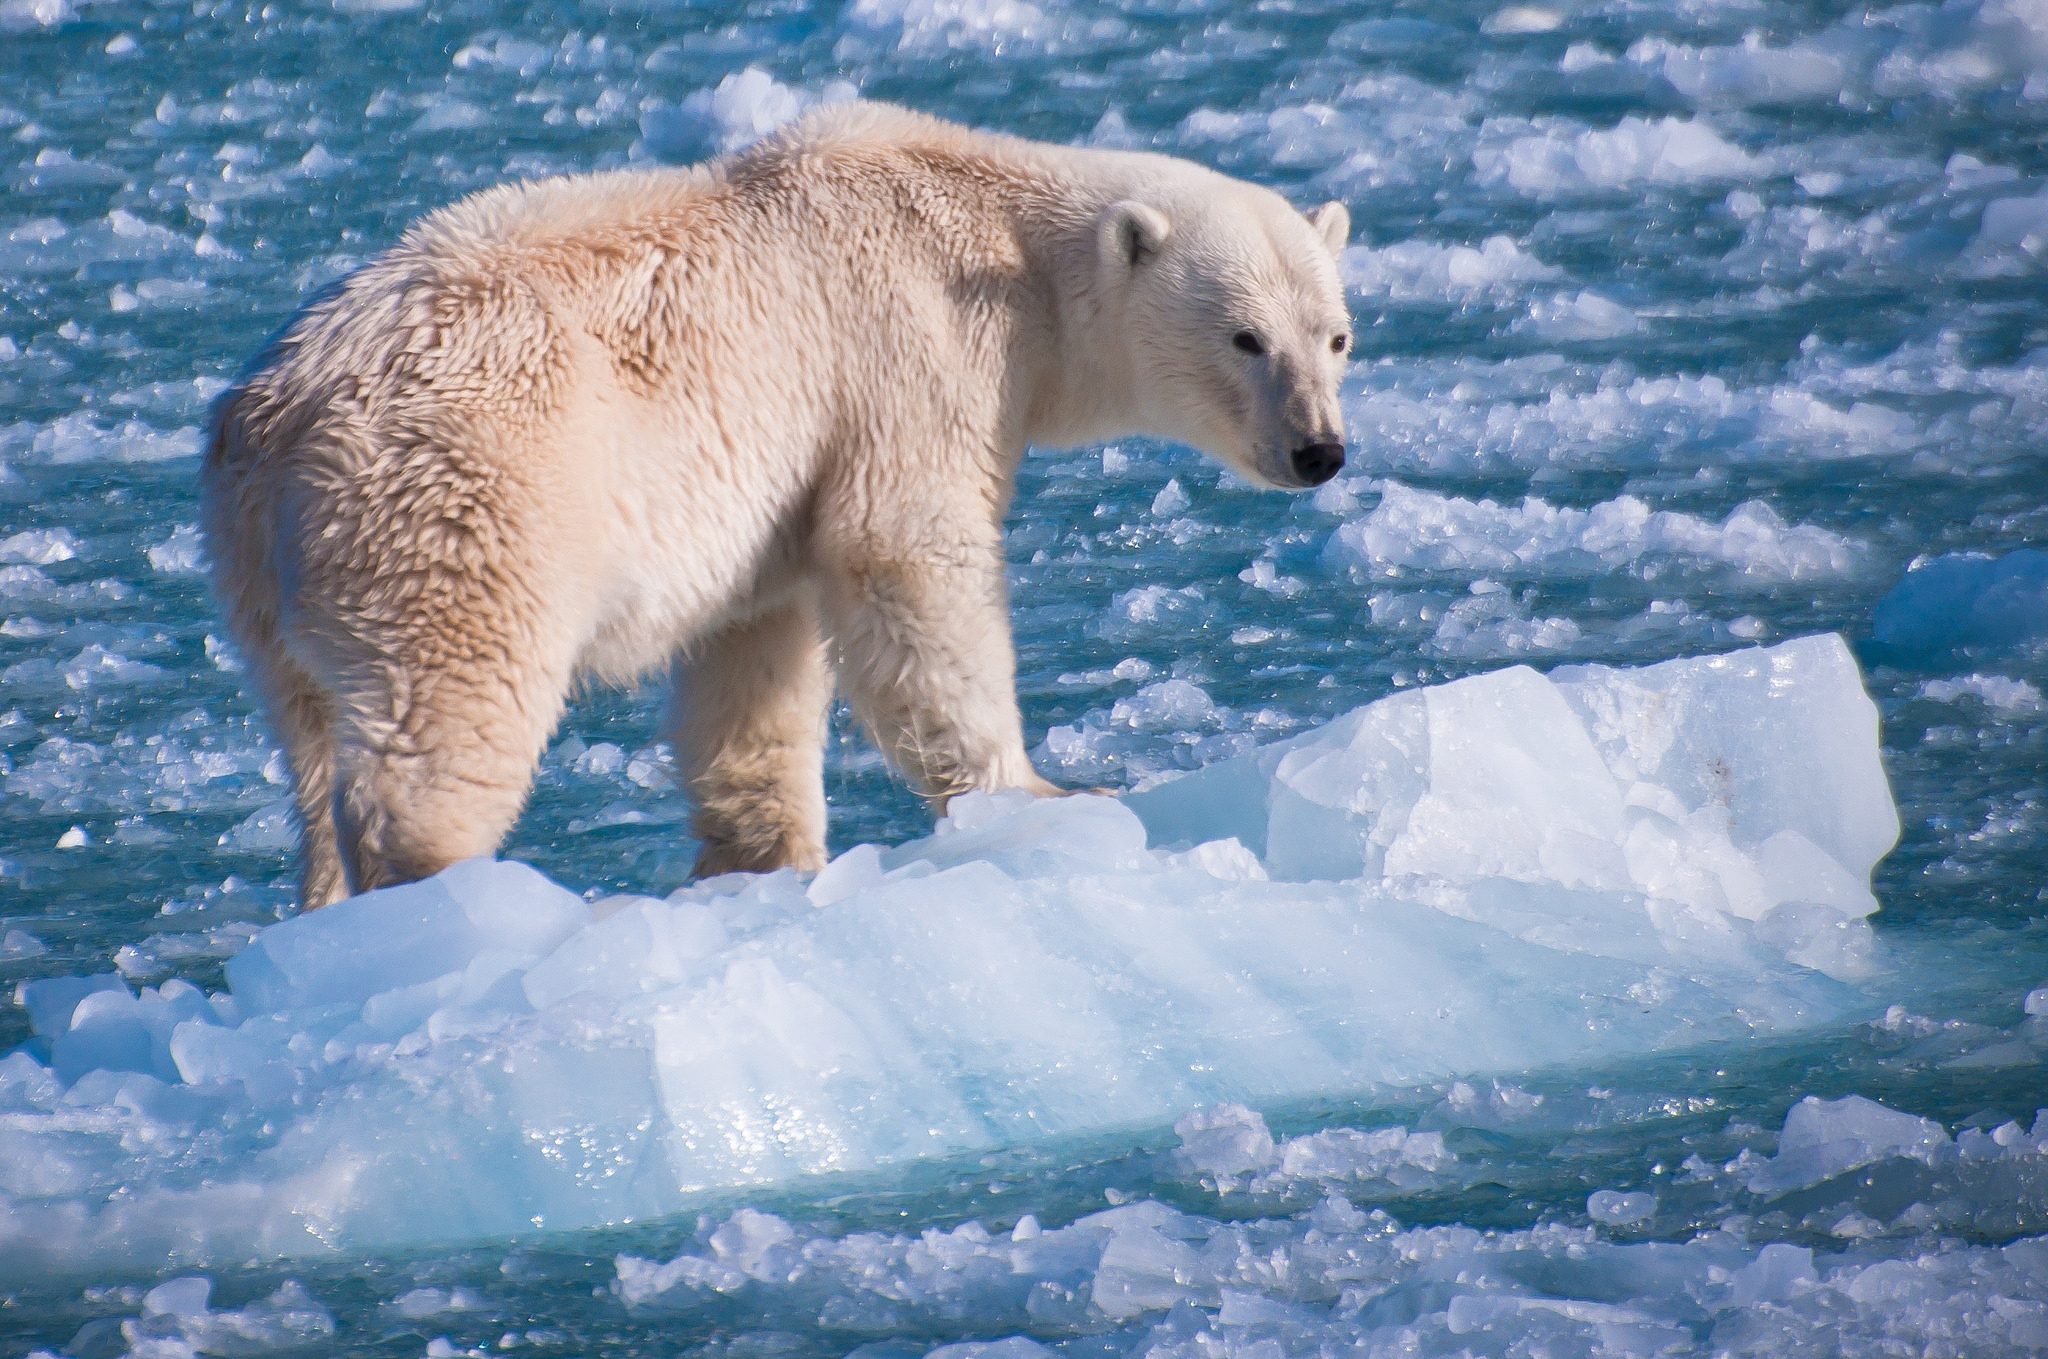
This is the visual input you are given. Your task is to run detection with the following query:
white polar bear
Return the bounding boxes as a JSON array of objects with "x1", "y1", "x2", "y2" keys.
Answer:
[{"x1": 203, "y1": 103, "x2": 1353, "y2": 908}]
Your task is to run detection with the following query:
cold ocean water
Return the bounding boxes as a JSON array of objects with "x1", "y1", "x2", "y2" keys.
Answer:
[{"x1": 3, "y1": 0, "x2": 2048, "y2": 1352}]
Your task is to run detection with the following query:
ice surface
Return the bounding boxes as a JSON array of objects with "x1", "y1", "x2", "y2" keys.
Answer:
[{"x1": 0, "y1": 638, "x2": 1898, "y2": 1268}]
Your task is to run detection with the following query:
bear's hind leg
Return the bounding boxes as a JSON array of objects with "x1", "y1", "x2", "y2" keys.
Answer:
[
  {"x1": 669, "y1": 595, "x2": 833, "y2": 877},
  {"x1": 330, "y1": 652, "x2": 572, "y2": 895}
]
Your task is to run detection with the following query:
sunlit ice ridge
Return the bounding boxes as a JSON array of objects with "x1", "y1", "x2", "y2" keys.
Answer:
[{"x1": 5, "y1": 636, "x2": 1905, "y2": 1267}]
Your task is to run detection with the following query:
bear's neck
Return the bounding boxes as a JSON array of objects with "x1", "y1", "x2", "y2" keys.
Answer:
[{"x1": 1002, "y1": 150, "x2": 1196, "y2": 454}]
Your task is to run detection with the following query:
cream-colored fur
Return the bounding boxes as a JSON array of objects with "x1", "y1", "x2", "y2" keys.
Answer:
[{"x1": 204, "y1": 104, "x2": 1352, "y2": 908}]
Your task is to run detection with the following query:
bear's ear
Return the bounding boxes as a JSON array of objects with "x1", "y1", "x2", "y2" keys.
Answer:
[
  {"x1": 1308, "y1": 201, "x2": 1350, "y2": 256},
  {"x1": 1098, "y1": 200, "x2": 1172, "y2": 270}
]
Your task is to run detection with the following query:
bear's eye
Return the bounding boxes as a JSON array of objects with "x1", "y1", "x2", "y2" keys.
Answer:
[
  {"x1": 1331, "y1": 334, "x2": 1350, "y2": 354},
  {"x1": 1232, "y1": 330, "x2": 1265, "y2": 356}
]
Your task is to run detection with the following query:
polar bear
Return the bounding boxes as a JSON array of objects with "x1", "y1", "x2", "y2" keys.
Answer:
[{"x1": 204, "y1": 103, "x2": 1352, "y2": 908}]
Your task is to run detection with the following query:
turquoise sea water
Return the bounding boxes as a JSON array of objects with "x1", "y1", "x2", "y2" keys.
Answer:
[{"x1": 3, "y1": 0, "x2": 2048, "y2": 1353}]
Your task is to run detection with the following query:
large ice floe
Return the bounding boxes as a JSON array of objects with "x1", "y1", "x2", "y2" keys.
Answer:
[{"x1": 1, "y1": 637, "x2": 1899, "y2": 1270}]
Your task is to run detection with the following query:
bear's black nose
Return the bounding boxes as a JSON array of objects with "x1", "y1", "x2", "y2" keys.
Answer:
[{"x1": 1290, "y1": 442, "x2": 1345, "y2": 486}]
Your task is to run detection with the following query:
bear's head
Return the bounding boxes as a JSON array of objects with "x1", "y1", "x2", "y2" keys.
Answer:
[{"x1": 1094, "y1": 185, "x2": 1352, "y2": 490}]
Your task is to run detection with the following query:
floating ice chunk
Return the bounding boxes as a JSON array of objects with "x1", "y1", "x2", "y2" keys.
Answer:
[
  {"x1": 1872, "y1": 550, "x2": 2048, "y2": 657},
  {"x1": 220, "y1": 798, "x2": 296, "y2": 852},
  {"x1": 1238, "y1": 558, "x2": 1305, "y2": 597},
  {"x1": 1483, "y1": 6, "x2": 1562, "y2": 35},
  {"x1": 24, "y1": 413, "x2": 203, "y2": 464},
  {"x1": 1175, "y1": 1103, "x2": 1276, "y2": 1179},
  {"x1": 1916, "y1": 674, "x2": 2042, "y2": 711},
  {"x1": 1179, "y1": 1104, "x2": 1459, "y2": 1197},
  {"x1": 1730, "y1": 1242, "x2": 1818, "y2": 1305},
  {"x1": 47, "y1": 977, "x2": 222, "y2": 1084},
  {"x1": 927, "y1": 1340, "x2": 1053, "y2": 1359},
  {"x1": 1268, "y1": 1125, "x2": 1454, "y2": 1191},
  {"x1": 1743, "y1": 1094, "x2": 1950, "y2": 1195},
  {"x1": 574, "y1": 741, "x2": 626, "y2": 777},
  {"x1": 408, "y1": 97, "x2": 487, "y2": 133},
  {"x1": 841, "y1": 0, "x2": 1050, "y2": 52},
  {"x1": 3, "y1": 147, "x2": 124, "y2": 191},
  {"x1": 97, "y1": 1278, "x2": 335, "y2": 1353},
  {"x1": 1339, "y1": 235, "x2": 1562, "y2": 304},
  {"x1": 0, "y1": 0, "x2": 75, "y2": 30},
  {"x1": 1476, "y1": 115, "x2": 1763, "y2": 196},
  {"x1": 1518, "y1": 290, "x2": 1641, "y2": 340},
  {"x1": 3, "y1": 644, "x2": 166, "y2": 690},
  {"x1": 147, "y1": 1275, "x2": 212, "y2": 1317},
  {"x1": 636, "y1": 69, "x2": 857, "y2": 162},
  {"x1": 1629, "y1": 33, "x2": 1852, "y2": 108},
  {"x1": 1974, "y1": 188, "x2": 2048, "y2": 260},
  {"x1": 0, "y1": 527, "x2": 81, "y2": 564},
  {"x1": 1586, "y1": 1189, "x2": 1656, "y2": 1224},
  {"x1": 450, "y1": 34, "x2": 556, "y2": 75},
  {"x1": 1423, "y1": 588, "x2": 1584, "y2": 659},
  {"x1": 1, "y1": 928, "x2": 47, "y2": 959},
  {"x1": 1323, "y1": 482, "x2": 1862, "y2": 581},
  {"x1": 1099, "y1": 583, "x2": 1209, "y2": 637},
  {"x1": 1111, "y1": 679, "x2": 1217, "y2": 732},
  {"x1": 17, "y1": 972, "x2": 127, "y2": 1037},
  {"x1": 147, "y1": 523, "x2": 207, "y2": 574},
  {"x1": 391, "y1": 1286, "x2": 482, "y2": 1318},
  {"x1": 1150, "y1": 478, "x2": 1190, "y2": 517},
  {"x1": 888, "y1": 786, "x2": 1152, "y2": 877}
]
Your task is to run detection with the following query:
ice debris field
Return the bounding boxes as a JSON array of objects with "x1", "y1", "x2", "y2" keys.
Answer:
[{"x1": 6, "y1": 0, "x2": 2048, "y2": 1350}]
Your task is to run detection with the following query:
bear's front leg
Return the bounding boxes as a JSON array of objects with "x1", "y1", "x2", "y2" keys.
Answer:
[
  {"x1": 669, "y1": 596, "x2": 834, "y2": 877},
  {"x1": 819, "y1": 515, "x2": 1059, "y2": 810}
]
